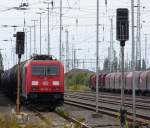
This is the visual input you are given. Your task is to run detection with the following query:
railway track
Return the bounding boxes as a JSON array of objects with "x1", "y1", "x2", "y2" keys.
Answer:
[
  {"x1": 64, "y1": 91, "x2": 150, "y2": 126},
  {"x1": 27, "y1": 104, "x2": 90, "y2": 128},
  {"x1": 26, "y1": 105, "x2": 52, "y2": 126},
  {"x1": 65, "y1": 92, "x2": 150, "y2": 111}
]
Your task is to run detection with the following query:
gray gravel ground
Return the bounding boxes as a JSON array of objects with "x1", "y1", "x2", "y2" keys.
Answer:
[
  {"x1": 0, "y1": 92, "x2": 69, "y2": 128},
  {"x1": 64, "y1": 104, "x2": 120, "y2": 128},
  {"x1": 0, "y1": 91, "x2": 149, "y2": 128},
  {"x1": 43, "y1": 112, "x2": 69, "y2": 128}
]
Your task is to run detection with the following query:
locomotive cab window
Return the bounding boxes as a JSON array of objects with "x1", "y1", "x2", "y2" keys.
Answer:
[
  {"x1": 46, "y1": 65, "x2": 59, "y2": 75},
  {"x1": 32, "y1": 65, "x2": 45, "y2": 75}
]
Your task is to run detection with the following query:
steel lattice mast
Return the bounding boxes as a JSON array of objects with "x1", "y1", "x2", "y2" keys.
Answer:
[{"x1": 136, "y1": 0, "x2": 141, "y2": 70}]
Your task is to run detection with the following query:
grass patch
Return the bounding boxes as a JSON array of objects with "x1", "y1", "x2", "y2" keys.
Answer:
[
  {"x1": 128, "y1": 123, "x2": 146, "y2": 128},
  {"x1": 64, "y1": 117, "x2": 86, "y2": 128},
  {"x1": 76, "y1": 117, "x2": 86, "y2": 123},
  {"x1": 55, "y1": 107, "x2": 69, "y2": 118},
  {"x1": 56, "y1": 108, "x2": 87, "y2": 128},
  {"x1": 66, "y1": 84, "x2": 90, "y2": 91},
  {"x1": 0, "y1": 115, "x2": 20, "y2": 128},
  {"x1": 0, "y1": 114, "x2": 53, "y2": 128},
  {"x1": 65, "y1": 69, "x2": 93, "y2": 91},
  {"x1": 74, "y1": 117, "x2": 86, "y2": 128}
]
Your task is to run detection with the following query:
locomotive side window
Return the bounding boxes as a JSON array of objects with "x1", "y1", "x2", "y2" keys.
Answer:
[
  {"x1": 46, "y1": 65, "x2": 59, "y2": 75},
  {"x1": 32, "y1": 65, "x2": 45, "y2": 75}
]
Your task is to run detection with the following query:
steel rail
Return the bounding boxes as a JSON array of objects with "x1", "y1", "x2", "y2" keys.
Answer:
[
  {"x1": 65, "y1": 92, "x2": 150, "y2": 103},
  {"x1": 65, "y1": 94, "x2": 150, "y2": 111},
  {"x1": 64, "y1": 94, "x2": 150, "y2": 126},
  {"x1": 26, "y1": 105, "x2": 52, "y2": 125},
  {"x1": 27, "y1": 104, "x2": 91, "y2": 128},
  {"x1": 56, "y1": 112, "x2": 91, "y2": 128}
]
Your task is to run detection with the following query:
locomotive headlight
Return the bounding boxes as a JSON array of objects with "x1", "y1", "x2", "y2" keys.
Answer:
[
  {"x1": 32, "y1": 81, "x2": 39, "y2": 86},
  {"x1": 52, "y1": 81, "x2": 60, "y2": 86}
]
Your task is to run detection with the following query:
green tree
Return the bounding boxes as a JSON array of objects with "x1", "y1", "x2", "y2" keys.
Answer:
[
  {"x1": 103, "y1": 58, "x2": 110, "y2": 71},
  {"x1": 142, "y1": 59, "x2": 146, "y2": 71}
]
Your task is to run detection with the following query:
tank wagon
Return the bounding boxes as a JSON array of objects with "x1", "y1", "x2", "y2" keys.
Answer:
[
  {"x1": 1, "y1": 54, "x2": 64, "y2": 110},
  {"x1": 90, "y1": 71, "x2": 150, "y2": 95}
]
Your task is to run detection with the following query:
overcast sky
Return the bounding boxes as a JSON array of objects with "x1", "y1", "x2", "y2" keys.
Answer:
[{"x1": 0, "y1": 0, "x2": 149, "y2": 70}]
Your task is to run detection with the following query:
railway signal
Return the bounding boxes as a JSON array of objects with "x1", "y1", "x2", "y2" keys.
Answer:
[
  {"x1": 116, "y1": 8, "x2": 129, "y2": 43},
  {"x1": 16, "y1": 31, "x2": 25, "y2": 114},
  {"x1": 116, "y1": 8, "x2": 129, "y2": 128},
  {"x1": 16, "y1": 32, "x2": 25, "y2": 55}
]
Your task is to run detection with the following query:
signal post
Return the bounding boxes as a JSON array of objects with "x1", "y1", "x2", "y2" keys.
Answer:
[
  {"x1": 16, "y1": 32, "x2": 25, "y2": 114},
  {"x1": 116, "y1": 8, "x2": 129, "y2": 128}
]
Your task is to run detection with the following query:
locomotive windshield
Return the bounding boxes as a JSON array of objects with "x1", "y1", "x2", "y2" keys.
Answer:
[
  {"x1": 32, "y1": 65, "x2": 45, "y2": 75},
  {"x1": 46, "y1": 65, "x2": 59, "y2": 75},
  {"x1": 32, "y1": 65, "x2": 59, "y2": 75}
]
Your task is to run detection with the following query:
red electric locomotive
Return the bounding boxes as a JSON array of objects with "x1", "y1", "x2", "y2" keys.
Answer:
[{"x1": 1, "y1": 54, "x2": 64, "y2": 110}]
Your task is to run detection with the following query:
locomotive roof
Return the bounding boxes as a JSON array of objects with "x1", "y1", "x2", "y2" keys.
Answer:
[{"x1": 31, "y1": 54, "x2": 57, "y2": 60}]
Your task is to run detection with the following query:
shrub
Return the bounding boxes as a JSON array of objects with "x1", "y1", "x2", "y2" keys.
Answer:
[{"x1": 65, "y1": 70, "x2": 93, "y2": 91}]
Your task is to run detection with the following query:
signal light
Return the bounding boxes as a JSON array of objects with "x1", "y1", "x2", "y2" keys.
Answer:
[
  {"x1": 16, "y1": 32, "x2": 25, "y2": 55},
  {"x1": 116, "y1": 8, "x2": 129, "y2": 43}
]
